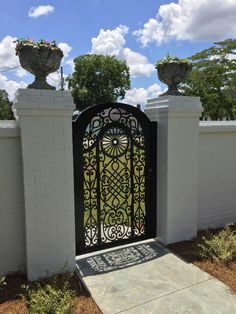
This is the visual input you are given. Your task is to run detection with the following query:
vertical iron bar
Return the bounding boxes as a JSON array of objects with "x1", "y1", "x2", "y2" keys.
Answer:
[
  {"x1": 149, "y1": 122, "x2": 157, "y2": 237},
  {"x1": 60, "y1": 66, "x2": 64, "y2": 91},
  {"x1": 130, "y1": 136, "x2": 135, "y2": 238},
  {"x1": 96, "y1": 140, "x2": 102, "y2": 246},
  {"x1": 73, "y1": 121, "x2": 86, "y2": 254}
]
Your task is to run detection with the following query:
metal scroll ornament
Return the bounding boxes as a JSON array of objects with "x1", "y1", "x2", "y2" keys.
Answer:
[{"x1": 82, "y1": 107, "x2": 146, "y2": 248}]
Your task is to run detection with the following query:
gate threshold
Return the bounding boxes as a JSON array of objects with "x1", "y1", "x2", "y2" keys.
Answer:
[
  {"x1": 76, "y1": 238, "x2": 159, "y2": 261},
  {"x1": 75, "y1": 238, "x2": 166, "y2": 280}
]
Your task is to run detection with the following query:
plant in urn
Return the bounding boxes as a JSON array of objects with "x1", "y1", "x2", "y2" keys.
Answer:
[
  {"x1": 15, "y1": 38, "x2": 63, "y2": 90},
  {"x1": 156, "y1": 54, "x2": 192, "y2": 96}
]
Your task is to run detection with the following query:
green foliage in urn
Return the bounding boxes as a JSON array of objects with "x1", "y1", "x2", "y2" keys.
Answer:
[
  {"x1": 14, "y1": 38, "x2": 63, "y2": 56},
  {"x1": 68, "y1": 54, "x2": 131, "y2": 111},
  {"x1": 182, "y1": 39, "x2": 236, "y2": 120},
  {"x1": 155, "y1": 53, "x2": 190, "y2": 66}
]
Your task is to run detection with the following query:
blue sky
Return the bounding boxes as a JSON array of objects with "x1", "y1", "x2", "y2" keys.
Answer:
[{"x1": 0, "y1": 0, "x2": 236, "y2": 103}]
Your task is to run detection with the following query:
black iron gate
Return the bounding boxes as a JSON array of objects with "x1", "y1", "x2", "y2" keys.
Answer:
[{"x1": 73, "y1": 103, "x2": 157, "y2": 255}]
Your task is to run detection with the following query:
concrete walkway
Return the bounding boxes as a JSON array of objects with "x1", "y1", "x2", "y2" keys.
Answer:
[{"x1": 76, "y1": 240, "x2": 236, "y2": 314}]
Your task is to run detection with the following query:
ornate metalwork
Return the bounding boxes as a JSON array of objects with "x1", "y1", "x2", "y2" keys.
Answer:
[{"x1": 73, "y1": 104, "x2": 156, "y2": 254}]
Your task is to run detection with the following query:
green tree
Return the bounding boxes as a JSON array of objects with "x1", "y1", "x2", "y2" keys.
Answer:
[
  {"x1": 68, "y1": 54, "x2": 131, "y2": 111},
  {"x1": 183, "y1": 39, "x2": 236, "y2": 120},
  {"x1": 0, "y1": 90, "x2": 14, "y2": 120}
]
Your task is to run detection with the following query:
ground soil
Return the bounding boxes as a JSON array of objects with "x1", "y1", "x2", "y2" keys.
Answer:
[
  {"x1": 0, "y1": 273, "x2": 102, "y2": 314},
  {"x1": 168, "y1": 225, "x2": 236, "y2": 293},
  {"x1": 2, "y1": 226, "x2": 235, "y2": 313}
]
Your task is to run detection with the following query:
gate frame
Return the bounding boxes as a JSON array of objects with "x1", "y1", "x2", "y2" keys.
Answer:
[{"x1": 73, "y1": 103, "x2": 157, "y2": 255}]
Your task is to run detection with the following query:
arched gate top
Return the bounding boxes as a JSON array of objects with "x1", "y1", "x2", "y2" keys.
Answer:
[{"x1": 73, "y1": 102, "x2": 152, "y2": 131}]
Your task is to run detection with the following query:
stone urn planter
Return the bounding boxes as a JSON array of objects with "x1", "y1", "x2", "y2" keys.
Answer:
[
  {"x1": 15, "y1": 39, "x2": 63, "y2": 90},
  {"x1": 156, "y1": 55, "x2": 192, "y2": 96}
]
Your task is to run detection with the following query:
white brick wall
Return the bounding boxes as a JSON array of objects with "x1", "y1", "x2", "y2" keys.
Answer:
[
  {"x1": 1, "y1": 91, "x2": 236, "y2": 277},
  {"x1": 0, "y1": 121, "x2": 25, "y2": 275},
  {"x1": 145, "y1": 96, "x2": 203, "y2": 244},
  {"x1": 198, "y1": 122, "x2": 236, "y2": 229},
  {"x1": 14, "y1": 89, "x2": 75, "y2": 281}
]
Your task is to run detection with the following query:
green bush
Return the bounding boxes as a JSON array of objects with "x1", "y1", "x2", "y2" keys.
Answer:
[
  {"x1": 25, "y1": 279, "x2": 75, "y2": 314},
  {"x1": 198, "y1": 224, "x2": 236, "y2": 263}
]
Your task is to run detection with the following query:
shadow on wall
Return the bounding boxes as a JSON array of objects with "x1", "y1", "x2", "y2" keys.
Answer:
[{"x1": 76, "y1": 241, "x2": 168, "y2": 276}]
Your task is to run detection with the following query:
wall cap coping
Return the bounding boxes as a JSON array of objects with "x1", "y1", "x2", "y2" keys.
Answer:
[
  {"x1": 0, "y1": 120, "x2": 20, "y2": 137},
  {"x1": 199, "y1": 121, "x2": 236, "y2": 133},
  {"x1": 13, "y1": 88, "x2": 75, "y2": 110},
  {"x1": 15, "y1": 88, "x2": 72, "y2": 98},
  {"x1": 13, "y1": 89, "x2": 75, "y2": 117},
  {"x1": 146, "y1": 96, "x2": 203, "y2": 113}
]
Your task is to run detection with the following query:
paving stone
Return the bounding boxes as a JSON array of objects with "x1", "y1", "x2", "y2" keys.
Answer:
[{"x1": 75, "y1": 240, "x2": 236, "y2": 314}]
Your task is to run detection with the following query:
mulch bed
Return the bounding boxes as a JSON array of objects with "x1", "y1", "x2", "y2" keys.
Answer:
[
  {"x1": 168, "y1": 225, "x2": 236, "y2": 292},
  {"x1": 0, "y1": 273, "x2": 102, "y2": 314}
]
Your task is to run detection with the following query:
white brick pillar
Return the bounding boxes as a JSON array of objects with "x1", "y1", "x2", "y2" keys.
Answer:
[
  {"x1": 13, "y1": 89, "x2": 75, "y2": 281},
  {"x1": 145, "y1": 96, "x2": 203, "y2": 244}
]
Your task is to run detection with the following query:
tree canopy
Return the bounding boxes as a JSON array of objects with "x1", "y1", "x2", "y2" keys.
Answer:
[
  {"x1": 183, "y1": 39, "x2": 236, "y2": 120},
  {"x1": 0, "y1": 90, "x2": 14, "y2": 120},
  {"x1": 68, "y1": 54, "x2": 131, "y2": 111}
]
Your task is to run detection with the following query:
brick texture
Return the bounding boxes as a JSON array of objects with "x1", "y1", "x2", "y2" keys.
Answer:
[
  {"x1": 198, "y1": 123, "x2": 236, "y2": 229},
  {"x1": 145, "y1": 96, "x2": 203, "y2": 244},
  {"x1": 13, "y1": 89, "x2": 75, "y2": 280},
  {"x1": 0, "y1": 121, "x2": 25, "y2": 275}
]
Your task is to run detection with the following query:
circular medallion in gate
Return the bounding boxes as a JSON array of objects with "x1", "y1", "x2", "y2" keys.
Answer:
[{"x1": 101, "y1": 126, "x2": 129, "y2": 158}]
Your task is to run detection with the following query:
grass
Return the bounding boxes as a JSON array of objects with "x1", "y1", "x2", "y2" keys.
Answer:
[
  {"x1": 168, "y1": 224, "x2": 236, "y2": 292},
  {"x1": 0, "y1": 273, "x2": 101, "y2": 314}
]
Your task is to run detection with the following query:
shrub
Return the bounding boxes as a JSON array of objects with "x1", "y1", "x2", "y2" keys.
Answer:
[
  {"x1": 24, "y1": 277, "x2": 75, "y2": 314},
  {"x1": 198, "y1": 224, "x2": 236, "y2": 263}
]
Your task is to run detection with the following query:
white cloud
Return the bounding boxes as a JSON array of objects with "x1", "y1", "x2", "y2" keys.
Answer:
[
  {"x1": 226, "y1": 52, "x2": 236, "y2": 61},
  {"x1": 64, "y1": 58, "x2": 75, "y2": 73},
  {"x1": 28, "y1": 5, "x2": 54, "y2": 18},
  {"x1": 123, "y1": 48, "x2": 155, "y2": 77},
  {"x1": 92, "y1": 25, "x2": 128, "y2": 56},
  {"x1": 58, "y1": 42, "x2": 72, "y2": 58},
  {"x1": 47, "y1": 72, "x2": 61, "y2": 88},
  {"x1": 122, "y1": 84, "x2": 163, "y2": 106},
  {"x1": 0, "y1": 36, "x2": 27, "y2": 100},
  {"x1": 47, "y1": 71, "x2": 68, "y2": 90},
  {"x1": 91, "y1": 25, "x2": 154, "y2": 77},
  {"x1": 0, "y1": 36, "x2": 19, "y2": 71},
  {"x1": 134, "y1": 0, "x2": 236, "y2": 46},
  {"x1": 57, "y1": 43, "x2": 73, "y2": 74},
  {"x1": 0, "y1": 74, "x2": 27, "y2": 100},
  {"x1": 15, "y1": 68, "x2": 27, "y2": 77}
]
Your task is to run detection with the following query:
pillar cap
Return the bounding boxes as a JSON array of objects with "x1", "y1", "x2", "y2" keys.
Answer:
[
  {"x1": 146, "y1": 95, "x2": 203, "y2": 113},
  {"x1": 13, "y1": 88, "x2": 75, "y2": 117}
]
